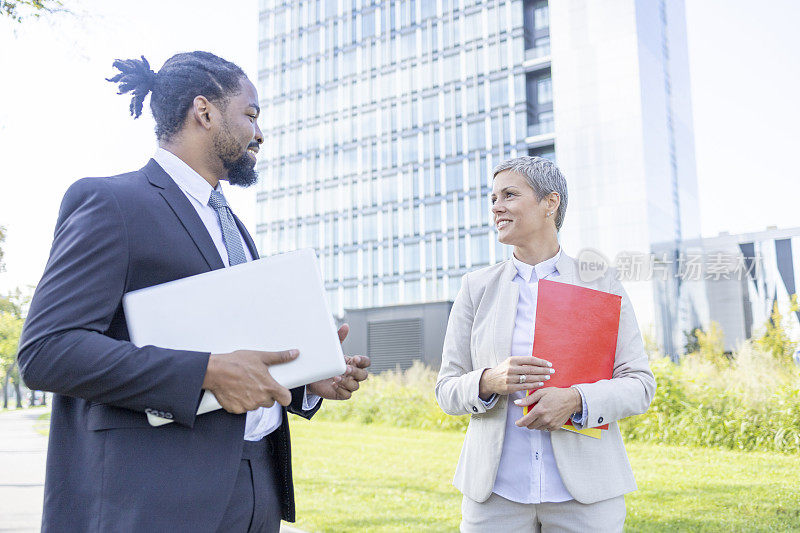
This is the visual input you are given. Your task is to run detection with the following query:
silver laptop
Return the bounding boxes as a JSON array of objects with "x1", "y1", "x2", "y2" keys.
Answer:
[{"x1": 123, "y1": 248, "x2": 346, "y2": 426}]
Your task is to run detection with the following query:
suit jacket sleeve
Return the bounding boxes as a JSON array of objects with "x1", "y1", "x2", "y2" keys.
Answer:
[
  {"x1": 17, "y1": 178, "x2": 209, "y2": 428},
  {"x1": 571, "y1": 276, "x2": 656, "y2": 429},
  {"x1": 435, "y1": 274, "x2": 493, "y2": 416},
  {"x1": 287, "y1": 386, "x2": 322, "y2": 420}
]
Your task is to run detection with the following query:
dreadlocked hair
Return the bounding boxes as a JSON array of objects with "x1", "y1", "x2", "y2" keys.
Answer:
[
  {"x1": 106, "y1": 56, "x2": 156, "y2": 119},
  {"x1": 106, "y1": 51, "x2": 247, "y2": 142}
]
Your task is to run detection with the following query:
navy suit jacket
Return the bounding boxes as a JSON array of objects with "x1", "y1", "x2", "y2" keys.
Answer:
[{"x1": 18, "y1": 159, "x2": 320, "y2": 532}]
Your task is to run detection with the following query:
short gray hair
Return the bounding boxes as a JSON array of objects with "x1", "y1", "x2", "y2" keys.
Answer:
[{"x1": 492, "y1": 156, "x2": 568, "y2": 231}]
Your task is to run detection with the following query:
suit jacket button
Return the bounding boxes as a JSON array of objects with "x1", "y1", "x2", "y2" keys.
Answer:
[
  {"x1": 598, "y1": 416, "x2": 604, "y2": 424},
  {"x1": 472, "y1": 406, "x2": 478, "y2": 412}
]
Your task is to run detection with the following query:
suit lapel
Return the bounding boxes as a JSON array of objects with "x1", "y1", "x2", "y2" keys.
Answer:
[
  {"x1": 233, "y1": 214, "x2": 259, "y2": 260},
  {"x1": 492, "y1": 260, "x2": 520, "y2": 366},
  {"x1": 142, "y1": 159, "x2": 225, "y2": 271},
  {"x1": 555, "y1": 249, "x2": 577, "y2": 285}
]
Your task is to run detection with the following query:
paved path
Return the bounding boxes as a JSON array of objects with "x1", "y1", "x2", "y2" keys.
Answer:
[
  {"x1": 0, "y1": 408, "x2": 307, "y2": 532},
  {"x1": 0, "y1": 407, "x2": 49, "y2": 532}
]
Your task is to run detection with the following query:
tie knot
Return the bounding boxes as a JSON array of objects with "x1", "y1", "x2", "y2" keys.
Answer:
[{"x1": 208, "y1": 190, "x2": 228, "y2": 210}]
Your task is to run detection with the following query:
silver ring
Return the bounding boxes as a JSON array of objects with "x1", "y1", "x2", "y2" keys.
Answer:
[{"x1": 519, "y1": 374, "x2": 526, "y2": 384}]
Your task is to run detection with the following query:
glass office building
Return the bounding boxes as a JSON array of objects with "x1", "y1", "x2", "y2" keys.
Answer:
[
  {"x1": 256, "y1": 0, "x2": 703, "y2": 358},
  {"x1": 256, "y1": 0, "x2": 559, "y2": 317}
]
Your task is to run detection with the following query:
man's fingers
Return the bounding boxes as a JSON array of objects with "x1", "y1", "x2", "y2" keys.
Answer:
[
  {"x1": 346, "y1": 354, "x2": 371, "y2": 369},
  {"x1": 274, "y1": 386, "x2": 292, "y2": 407},
  {"x1": 338, "y1": 376, "x2": 360, "y2": 393},
  {"x1": 260, "y1": 398, "x2": 276, "y2": 408},
  {"x1": 261, "y1": 349, "x2": 299, "y2": 365},
  {"x1": 345, "y1": 364, "x2": 369, "y2": 382},
  {"x1": 216, "y1": 394, "x2": 248, "y2": 415},
  {"x1": 338, "y1": 324, "x2": 350, "y2": 343},
  {"x1": 335, "y1": 388, "x2": 352, "y2": 400}
]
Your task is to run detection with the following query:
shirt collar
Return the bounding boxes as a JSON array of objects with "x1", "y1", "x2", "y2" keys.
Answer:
[
  {"x1": 512, "y1": 247, "x2": 562, "y2": 282},
  {"x1": 152, "y1": 147, "x2": 223, "y2": 206}
]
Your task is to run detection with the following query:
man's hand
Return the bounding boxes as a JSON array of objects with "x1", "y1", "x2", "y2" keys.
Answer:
[
  {"x1": 478, "y1": 356, "x2": 554, "y2": 400},
  {"x1": 513, "y1": 386, "x2": 581, "y2": 431},
  {"x1": 202, "y1": 349, "x2": 298, "y2": 414},
  {"x1": 308, "y1": 324, "x2": 371, "y2": 400}
]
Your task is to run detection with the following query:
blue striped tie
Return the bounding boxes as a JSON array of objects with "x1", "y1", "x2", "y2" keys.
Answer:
[{"x1": 208, "y1": 190, "x2": 247, "y2": 266}]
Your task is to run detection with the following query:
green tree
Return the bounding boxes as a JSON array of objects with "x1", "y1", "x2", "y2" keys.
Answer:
[
  {"x1": 757, "y1": 295, "x2": 799, "y2": 365},
  {"x1": 0, "y1": 289, "x2": 32, "y2": 408},
  {"x1": 0, "y1": 225, "x2": 6, "y2": 273},
  {"x1": 0, "y1": 287, "x2": 28, "y2": 315},
  {"x1": 1, "y1": 0, "x2": 64, "y2": 23},
  {"x1": 0, "y1": 310, "x2": 24, "y2": 408},
  {"x1": 687, "y1": 321, "x2": 728, "y2": 368},
  {"x1": 683, "y1": 326, "x2": 703, "y2": 355}
]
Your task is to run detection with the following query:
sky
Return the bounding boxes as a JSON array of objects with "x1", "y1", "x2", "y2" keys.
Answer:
[{"x1": 0, "y1": 0, "x2": 798, "y2": 294}]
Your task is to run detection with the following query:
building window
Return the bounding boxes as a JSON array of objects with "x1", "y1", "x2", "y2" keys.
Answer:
[
  {"x1": 523, "y1": 0, "x2": 550, "y2": 58},
  {"x1": 471, "y1": 233, "x2": 491, "y2": 267},
  {"x1": 528, "y1": 144, "x2": 556, "y2": 162},
  {"x1": 526, "y1": 69, "x2": 553, "y2": 137}
]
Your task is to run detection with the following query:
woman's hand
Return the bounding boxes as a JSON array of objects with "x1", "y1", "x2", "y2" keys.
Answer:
[
  {"x1": 513, "y1": 387, "x2": 582, "y2": 431},
  {"x1": 478, "y1": 356, "x2": 554, "y2": 399}
]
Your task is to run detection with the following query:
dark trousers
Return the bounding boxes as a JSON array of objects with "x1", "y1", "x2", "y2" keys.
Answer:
[{"x1": 217, "y1": 435, "x2": 282, "y2": 533}]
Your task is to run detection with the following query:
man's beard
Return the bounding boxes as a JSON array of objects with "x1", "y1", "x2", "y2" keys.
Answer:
[
  {"x1": 214, "y1": 123, "x2": 259, "y2": 188},
  {"x1": 223, "y1": 150, "x2": 259, "y2": 188}
]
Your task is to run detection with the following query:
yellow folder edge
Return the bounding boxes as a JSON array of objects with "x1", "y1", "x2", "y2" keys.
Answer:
[{"x1": 561, "y1": 425, "x2": 602, "y2": 439}]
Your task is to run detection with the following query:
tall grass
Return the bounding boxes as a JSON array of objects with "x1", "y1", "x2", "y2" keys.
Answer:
[
  {"x1": 314, "y1": 362, "x2": 468, "y2": 432},
  {"x1": 312, "y1": 342, "x2": 800, "y2": 454},
  {"x1": 620, "y1": 342, "x2": 800, "y2": 453}
]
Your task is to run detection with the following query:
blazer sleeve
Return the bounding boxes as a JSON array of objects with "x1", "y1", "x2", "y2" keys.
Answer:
[
  {"x1": 17, "y1": 178, "x2": 209, "y2": 428},
  {"x1": 435, "y1": 274, "x2": 494, "y2": 416},
  {"x1": 287, "y1": 386, "x2": 322, "y2": 420},
  {"x1": 571, "y1": 276, "x2": 656, "y2": 429}
]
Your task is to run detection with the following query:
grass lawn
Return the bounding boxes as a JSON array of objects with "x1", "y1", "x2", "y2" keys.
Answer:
[{"x1": 288, "y1": 419, "x2": 800, "y2": 532}]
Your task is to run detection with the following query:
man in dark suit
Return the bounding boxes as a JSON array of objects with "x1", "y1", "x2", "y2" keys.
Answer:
[{"x1": 18, "y1": 51, "x2": 369, "y2": 532}]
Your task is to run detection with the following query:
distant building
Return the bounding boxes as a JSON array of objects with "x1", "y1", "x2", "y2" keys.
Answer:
[
  {"x1": 653, "y1": 227, "x2": 800, "y2": 354},
  {"x1": 255, "y1": 0, "x2": 701, "y2": 367}
]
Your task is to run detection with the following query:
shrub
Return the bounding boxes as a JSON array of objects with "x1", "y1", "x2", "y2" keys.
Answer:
[
  {"x1": 313, "y1": 361, "x2": 469, "y2": 432},
  {"x1": 619, "y1": 343, "x2": 800, "y2": 454},
  {"x1": 311, "y1": 343, "x2": 800, "y2": 454},
  {"x1": 684, "y1": 321, "x2": 729, "y2": 368},
  {"x1": 756, "y1": 295, "x2": 799, "y2": 365}
]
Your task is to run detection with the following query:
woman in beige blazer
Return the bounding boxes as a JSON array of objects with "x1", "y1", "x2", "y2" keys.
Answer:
[{"x1": 436, "y1": 156, "x2": 656, "y2": 532}]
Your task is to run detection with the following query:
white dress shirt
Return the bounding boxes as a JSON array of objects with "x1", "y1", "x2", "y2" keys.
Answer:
[
  {"x1": 489, "y1": 248, "x2": 574, "y2": 503},
  {"x1": 152, "y1": 148, "x2": 318, "y2": 441}
]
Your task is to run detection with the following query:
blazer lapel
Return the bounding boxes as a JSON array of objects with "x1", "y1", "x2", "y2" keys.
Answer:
[
  {"x1": 492, "y1": 260, "x2": 520, "y2": 366},
  {"x1": 554, "y1": 249, "x2": 577, "y2": 285},
  {"x1": 233, "y1": 214, "x2": 260, "y2": 260},
  {"x1": 142, "y1": 159, "x2": 225, "y2": 271}
]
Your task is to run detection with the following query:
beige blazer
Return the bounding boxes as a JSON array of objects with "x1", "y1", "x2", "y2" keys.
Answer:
[{"x1": 435, "y1": 252, "x2": 656, "y2": 504}]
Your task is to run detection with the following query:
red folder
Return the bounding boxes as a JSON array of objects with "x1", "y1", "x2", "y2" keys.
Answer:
[{"x1": 523, "y1": 279, "x2": 622, "y2": 430}]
